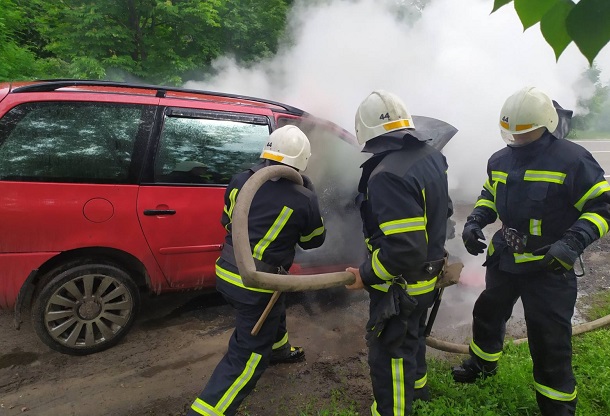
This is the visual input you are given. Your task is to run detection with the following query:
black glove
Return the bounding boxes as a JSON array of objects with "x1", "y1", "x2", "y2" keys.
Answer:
[
  {"x1": 533, "y1": 233, "x2": 583, "y2": 274},
  {"x1": 462, "y1": 216, "x2": 486, "y2": 255}
]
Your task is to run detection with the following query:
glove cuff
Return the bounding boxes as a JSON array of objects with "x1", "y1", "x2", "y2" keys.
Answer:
[
  {"x1": 466, "y1": 214, "x2": 483, "y2": 226},
  {"x1": 562, "y1": 232, "x2": 585, "y2": 256}
]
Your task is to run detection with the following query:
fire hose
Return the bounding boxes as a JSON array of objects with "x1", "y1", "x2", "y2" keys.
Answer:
[{"x1": 231, "y1": 165, "x2": 610, "y2": 351}]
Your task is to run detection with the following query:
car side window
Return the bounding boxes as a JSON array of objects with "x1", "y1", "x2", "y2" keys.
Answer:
[
  {"x1": 154, "y1": 111, "x2": 271, "y2": 185},
  {"x1": 0, "y1": 102, "x2": 148, "y2": 183}
]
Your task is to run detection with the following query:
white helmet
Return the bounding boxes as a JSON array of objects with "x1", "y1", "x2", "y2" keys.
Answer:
[
  {"x1": 355, "y1": 90, "x2": 415, "y2": 145},
  {"x1": 499, "y1": 87, "x2": 558, "y2": 144},
  {"x1": 260, "y1": 125, "x2": 311, "y2": 171}
]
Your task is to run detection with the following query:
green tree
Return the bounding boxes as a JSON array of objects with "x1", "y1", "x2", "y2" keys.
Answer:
[{"x1": 493, "y1": 0, "x2": 610, "y2": 65}]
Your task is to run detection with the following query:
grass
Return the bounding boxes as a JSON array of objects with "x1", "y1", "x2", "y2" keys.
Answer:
[{"x1": 295, "y1": 328, "x2": 610, "y2": 415}]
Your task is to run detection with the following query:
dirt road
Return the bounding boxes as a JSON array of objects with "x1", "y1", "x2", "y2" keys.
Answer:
[{"x1": 1, "y1": 234, "x2": 608, "y2": 416}]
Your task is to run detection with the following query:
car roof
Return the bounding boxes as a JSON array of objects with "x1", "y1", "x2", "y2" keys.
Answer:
[{"x1": 4, "y1": 79, "x2": 306, "y2": 115}]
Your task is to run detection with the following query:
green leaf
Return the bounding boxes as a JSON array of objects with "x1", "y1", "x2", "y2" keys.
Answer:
[
  {"x1": 540, "y1": 0, "x2": 575, "y2": 61},
  {"x1": 491, "y1": 0, "x2": 513, "y2": 13},
  {"x1": 514, "y1": 0, "x2": 559, "y2": 29},
  {"x1": 566, "y1": 0, "x2": 610, "y2": 65}
]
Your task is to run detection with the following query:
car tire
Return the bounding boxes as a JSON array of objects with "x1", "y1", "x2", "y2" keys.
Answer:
[{"x1": 32, "y1": 263, "x2": 140, "y2": 355}]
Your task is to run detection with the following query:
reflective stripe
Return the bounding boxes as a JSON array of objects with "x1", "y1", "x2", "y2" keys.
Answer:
[
  {"x1": 384, "y1": 119, "x2": 411, "y2": 130},
  {"x1": 391, "y1": 358, "x2": 405, "y2": 415},
  {"x1": 371, "y1": 277, "x2": 437, "y2": 296},
  {"x1": 474, "y1": 198, "x2": 497, "y2": 212},
  {"x1": 371, "y1": 401, "x2": 381, "y2": 416},
  {"x1": 190, "y1": 398, "x2": 222, "y2": 416},
  {"x1": 534, "y1": 382, "x2": 577, "y2": 402},
  {"x1": 422, "y1": 188, "x2": 429, "y2": 243},
  {"x1": 524, "y1": 170, "x2": 566, "y2": 184},
  {"x1": 300, "y1": 223, "x2": 325, "y2": 242},
  {"x1": 470, "y1": 340, "x2": 502, "y2": 361},
  {"x1": 372, "y1": 249, "x2": 395, "y2": 280},
  {"x1": 252, "y1": 206, "x2": 293, "y2": 260},
  {"x1": 483, "y1": 178, "x2": 495, "y2": 196},
  {"x1": 529, "y1": 219, "x2": 542, "y2": 236},
  {"x1": 365, "y1": 237, "x2": 372, "y2": 252},
  {"x1": 516, "y1": 123, "x2": 534, "y2": 131},
  {"x1": 574, "y1": 180, "x2": 610, "y2": 211},
  {"x1": 414, "y1": 373, "x2": 427, "y2": 389},
  {"x1": 379, "y1": 217, "x2": 426, "y2": 235},
  {"x1": 216, "y1": 263, "x2": 274, "y2": 293},
  {"x1": 225, "y1": 188, "x2": 238, "y2": 219},
  {"x1": 216, "y1": 353, "x2": 262, "y2": 413},
  {"x1": 580, "y1": 212, "x2": 609, "y2": 237},
  {"x1": 488, "y1": 240, "x2": 495, "y2": 256},
  {"x1": 514, "y1": 252, "x2": 545, "y2": 263},
  {"x1": 491, "y1": 171, "x2": 508, "y2": 184},
  {"x1": 273, "y1": 333, "x2": 288, "y2": 350}
]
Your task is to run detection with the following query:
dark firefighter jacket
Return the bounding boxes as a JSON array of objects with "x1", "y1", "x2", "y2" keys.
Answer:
[
  {"x1": 471, "y1": 131, "x2": 610, "y2": 273},
  {"x1": 358, "y1": 131, "x2": 452, "y2": 291},
  {"x1": 216, "y1": 161, "x2": 326, "y2": 303}
]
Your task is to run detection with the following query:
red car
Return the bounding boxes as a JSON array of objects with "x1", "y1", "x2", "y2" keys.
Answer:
[{"x1": 0, "y1": 80, "x2": 364, "y2": 355}]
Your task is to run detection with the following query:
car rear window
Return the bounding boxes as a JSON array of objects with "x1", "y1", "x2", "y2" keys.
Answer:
[{"x1": 0, "y1": 102, "x2": 150, "y2": 183}]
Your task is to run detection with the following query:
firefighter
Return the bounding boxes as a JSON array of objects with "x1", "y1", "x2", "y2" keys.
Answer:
[
  {"x1": 452, "y1": 86, "x2": 610, "y2": 416},
  {"x1": 187, "y1": 125, "x2": 326, "y2": 416},
  {"x1": 345, "y1": 90, "x2": 452, "y2": 415}
]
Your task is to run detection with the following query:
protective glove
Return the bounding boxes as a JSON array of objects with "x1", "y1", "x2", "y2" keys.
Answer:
[
  {"x1": 462, "y1": 216, "x2": 486, "y2": 255},
  {"x1": 533, "y1": 234, "x2": 583, "y2": 274}
]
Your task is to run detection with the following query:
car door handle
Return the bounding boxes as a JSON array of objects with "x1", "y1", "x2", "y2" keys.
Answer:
[{"x1": 143, "y1": 209, "x2": 176, "y2": 216}]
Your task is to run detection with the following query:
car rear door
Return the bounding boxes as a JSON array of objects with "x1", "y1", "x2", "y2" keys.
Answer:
[{"x1": 136, "y1": 106, "x2": 273, "y2": 289}]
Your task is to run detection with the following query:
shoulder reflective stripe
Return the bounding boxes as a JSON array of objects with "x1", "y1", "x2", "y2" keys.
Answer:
[
  {"x1": 379, "y1": 217, "x2": 426, "y2": 235},
  {"x1": 273, "y1": 333, "x2": 289, "y2": 350},
  {"x1": 217, "y1": 353, "x2": 262, "y2": 413},
  {"x1": 491, "y1": 171, "x2": 508, "y2": 184},
  {"x1": 534, "y1": 382, "x2": 577, "y2": 402},
  {"x1": 407, "y1": 277, "x2": 437, "y2": 296},
  {"x1": 372, "y1": 249, "x2": 395, "y2": 280},
  {"x1": 575, "y1": 180, "x2": 610, "y2": 211},
  {"x1": 227, "y1": 188, "x2": 238, "y2": 220},
  {"x1": 371, "y1": 401, "x2": 381, "y2": 416},
  {"x1": 300, "y1": 224, "x2": 325, "y2": 242},
  {"x1": 391, "y1": 358, "x2": 406, "y2": 415},
  {"x1": 488, "y1": 240, "x2": 495, "y2": 256},
  {"x1": 470, "y1": 340, "x2": 502, "y2": 362},
  {"x1": 514, "y1": 252, "x2": 545, "y2": 263},
  {"x1": 524, "y1": 170, "x2": 567, "y2": 184},
  {"x1": 216, "y1": 264, "x2": 274, "y2": 293},
  {"x1": 529, "y1": 219, "x2": 542, "y2": 236},
  {"x1": 474, "y1": 198, "x2": 497, "y2": 213},
  {"x1": 422, "y1": 188, "x2": 429, "y2": 243},
  {"x1": 253, "y1": 206, "x2": 293, "y2": 260},
  {"x1": 190, "y1": 398, "x2": 222, "y2": 416},
  {"x1": 580, "y1": 212, "x2": 609, "y2": 237},
  {"x1": 365, "y1": 238, "x2": 372, "y2": 251},
  {"x1": 483, "y1": 179, "x2": 496, "y2": 197},
  {"x1": 414, "y1": 373, "x2": 427, "y2": 389}
]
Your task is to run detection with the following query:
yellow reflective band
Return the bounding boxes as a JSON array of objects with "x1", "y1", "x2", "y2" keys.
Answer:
[
  {"x1": 391, "y1": 358, "x2": 406, "y2": 415},
  {"x1": 260, "y1": 151, "x2": 284, "y2": 162},
  {"x1": 483, "y1": 179, "x2": 496, "y2": 197},
  {"x1": 575, "y1": 180, "x2": 610, "y2": 211},
  {"x1": 371, "y1": 401, "x2": 381, "y2": 416},
  {"x1": 422, "y1": 188, "x2": 429, "y2": 243},
  {"x1": 488, "y1": 240, "x2": 495, "y2": 256},
  {"x1": 407, "y1": 277, "x2": 437, "y2": 296},
  {"x1": 491, "y1": 171, "x2": 508, "y2": 184},
  {"x1": 534, "y1": 382, "x2": 577, "y2": 402},
  {"x1": 300, "y1": 223, "x2": 325, "y2": 242},
  {"x1": 500, "y1": 120, "x2": 509, "y2": 129},
  {"x1": 470, "y1": 340, "x2": 502, "y2": 362},
  {"x1": 216, "y1": 263, "x2": 274, "y2": 293},
  {"x1": 253, "y1": 206, "x2": 293, "y2": 260},
  {"x1": 383, "y1": 119, "x2": 411, "y2": 130},
  {"x1": 365, "y1": 237, "x2": 372, "y2": 252},
  {"x1": 514, "y1": 252, "x2": 545, "y2": 263},
  {"x1": 529, "y1": 219, "x2": 542, "y2": 236},
  {"x1": 524, "y1": 170, "x2": 567, "y2": 184},
  {"x1": 217, "y1": 353, "x2": 262, "y2": 413},
  {"x1": 379, "y1": 217, "x2": 426, "y2": 235},
  {"x1": 516, "y1": 123, "x2": 534, "y2": 131},
  {"x1": 414, "y1": 373, "x2": 427, "y2": 389},
  {"x1": 190, "y1": 398, "x2": 222, "y2": 416},
  {"x1": 474, "y1": 198, "x2": 497, "y2": 213},
  {"x1": 580, "y1": 212, "x2": 609, "y2": 237},
  {"x1": 372, "y1": 249, "x2": 395, "y2": 280},
  {"x1": 273, "y1": 333, "x2": 289, "y2": 350}
]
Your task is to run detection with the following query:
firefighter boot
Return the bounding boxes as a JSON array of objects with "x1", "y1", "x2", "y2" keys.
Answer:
[
  {"x1": 270, "y1": 345, "x2": 305, "y2": 365},
  {"x1": 452, "y1": 357, "x2": 497, "y2": 383}
]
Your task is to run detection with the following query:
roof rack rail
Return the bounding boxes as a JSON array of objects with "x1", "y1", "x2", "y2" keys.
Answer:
[{"x1": 12, "y1": 79, "x2": 305, "y2": 115}]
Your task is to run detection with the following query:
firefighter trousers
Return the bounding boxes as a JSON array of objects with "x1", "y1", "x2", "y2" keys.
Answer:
[
  {"x1": 368, "y1": 288, "x2": 436, "y2": 416},
  {"x1": 187, "y1": 291, "x2": 288, "y2": 416},
  {"x1": 470, "y1": 264, "x2": 577, "y2": 416}
]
